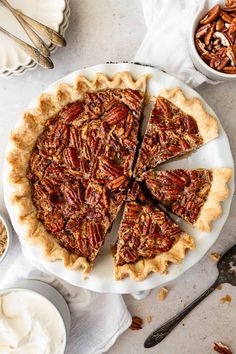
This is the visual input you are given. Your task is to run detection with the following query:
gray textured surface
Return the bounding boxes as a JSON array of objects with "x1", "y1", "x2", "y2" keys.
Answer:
[{"x1": 0, "y1": 1, "x2": 235, "y2": 353}]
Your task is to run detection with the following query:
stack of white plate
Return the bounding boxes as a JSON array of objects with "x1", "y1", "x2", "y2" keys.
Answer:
[{"x1": 0, "y1": 0, "x2": 70, "y2": 77}]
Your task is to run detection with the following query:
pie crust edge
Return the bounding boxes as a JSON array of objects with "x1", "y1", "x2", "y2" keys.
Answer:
[
  {"x1": 7, "y1": 72, "x2": 148, "y2": 272},
  {"x1": 194, "y1": 168, "x2": 232, "y2": 232},
  {"x1": 114, "y1": 234, "x2": 195, "y2": 281},
  {"x1": 159, "y1": 87, "x2": 219, "y2": 144}
]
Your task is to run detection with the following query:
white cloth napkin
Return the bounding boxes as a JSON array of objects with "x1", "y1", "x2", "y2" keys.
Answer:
[
  {"x1": 0, "y1": 253, "x2": 131, "y2": 354},
  {"x1": 135, "y1": 0, "x2": 215, "y2": 87}
]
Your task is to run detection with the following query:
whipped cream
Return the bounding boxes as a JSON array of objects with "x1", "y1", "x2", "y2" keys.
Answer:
[{"x1": 0, "y1": 290, "x2": 66, "y2": 354}]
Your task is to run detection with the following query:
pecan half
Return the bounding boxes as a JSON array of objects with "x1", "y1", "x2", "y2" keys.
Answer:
[
  {"x1": 226, "y1": 46, "x2": 236, "y2": 65},
  {"x1": 87, "y1": 223, "x2": 103, "y2": 249},
  {"x1": 60, "y1": 101, "x2": 83, "y2": 123},
  {"x1": 229, "y1": 17, "x2": 236, "y2": 34},
  {"x1": 196, "y1": 24, "x2": 211, "y2": 38},
  {"x1": 216, "y1": 18, "x2": 225, "y2": 31},
  {"x1": 104, "y1": 104, "x2": 128, "y2": 125},
  {"x1": 219, "y1": 10, "x2": 234, "y2": 23},
  {"x1": 195, "y1": 39, "x2": 207, "y2": 54},
  {"x1": 204, "y1": 23, "x2": 216, "y2": 46},
  {"x1": 129, "y1": 316, "x2": 143, "y2": 330},
  {"x1": 221, "y1": 65, "x2": 236, "y2": 72},
  {"x1": 214, "y1": 342, "x2": 232, "y2": 354},
  {"x1": 200, "y1": 5, "x2": 220, "y2": 24},
  {"x1": 63, "y1": 147, "x2": 80, "y2": 169},
  {"x1": 224, "y1": 0, "x2": 236, "y2": 12},
  {"x1": 107, "y1": 175, "x2": 127, "y2": 190}
]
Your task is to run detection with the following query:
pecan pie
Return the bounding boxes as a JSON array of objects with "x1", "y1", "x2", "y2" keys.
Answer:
[
  {"x1": 143, "y1": 168, "x2": 232, "y2": 232},
  {"x1": 114, "y1": 182, "x2": 195, "y2": 280},
  {"x1": 134, "y1": 88, "x2": 218, "y2": 176},
  {"x1": 8, "y1": 72, "x2": 147, "y2": 271}
]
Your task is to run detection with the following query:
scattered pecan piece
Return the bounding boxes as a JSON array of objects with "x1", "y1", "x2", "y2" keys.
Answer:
[
  {"x1": 210, "y1": 252, "x2": 221, "y2": 262},
  {"x1": 220, "y1": 294, "x2": 232, "y2": 304},
  {"x1": 214, "y1": 342, "x2": 233, "y2": 354},
  {"x1": 129, "y1": 316, "x2": 143, "y2": 330},
  {"x1": 200, "y1": 5, "x2": 220, "y2": 24},
  {"x1": 158, "y1": 287, "x2": 169, "y2": 301}
]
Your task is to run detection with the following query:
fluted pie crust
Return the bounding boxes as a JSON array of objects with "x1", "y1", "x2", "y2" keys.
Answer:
[
  {"x1": 194, "y1": 168, "x2": 232, "y2": 232},
  {"x1": 115, "y1": 234, "x2": 195, "y2": 281},
  {"x1": 7, "y1": 72, "x2": 148, "y2": 272}
]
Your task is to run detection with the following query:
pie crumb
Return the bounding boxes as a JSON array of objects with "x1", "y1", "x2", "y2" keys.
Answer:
[
  {"x1": 217, "y1": 285, "x2": 223, "y2": 290},
  {"x1": 157, "y1": 287, "x2": 168, "y2": 301},
  {"x1": 210, "y1": 253, "x2": 221, "y2": 262},
  {"x1": 220, "y1": 294, "x2": 232, "y2": 304},
  {"x1": 214, "y1": 341, "x2": 232, "y2": 354},
  {"x1": 146, "y1": 315, "x2": 152, "y2": 323},
  {"x1": 83, "y1": 275, "x2": 89, "y2": 281}
]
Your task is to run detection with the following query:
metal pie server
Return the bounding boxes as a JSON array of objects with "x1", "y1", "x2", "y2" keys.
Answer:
[{"x1": 144, "y1": 244, "x2": 236, "y2": 348}]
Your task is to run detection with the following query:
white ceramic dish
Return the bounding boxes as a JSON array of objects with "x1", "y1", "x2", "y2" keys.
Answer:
[
  {"x1": 0, "y1": 279, "x2": 70, "y2": 353},
  {"x1": 0, "y1": 0, "x2": 70, "y2": 77},
  {"x1": 3, "y1": 63, "x2": 234, "y2": 294},
  {"x1": 189, "y1": 0, "x2": 236, "y2": 81},
  {"x1": 0, "y1": 213, "x2": 13, "y2": 264}
]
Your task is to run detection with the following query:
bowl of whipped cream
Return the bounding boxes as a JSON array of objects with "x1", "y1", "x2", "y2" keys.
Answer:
[{"x1": 0, "y1": 279, "x2": 71, "y2": 354}]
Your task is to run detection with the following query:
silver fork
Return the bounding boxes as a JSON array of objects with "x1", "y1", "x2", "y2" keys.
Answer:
[
  {"x1": 0, "y1": 0, "x2": 50, "y2": 56},
  {"x1": 0, "y1": 0, "x2": 66, "y2": 48},
  {"x1": 0, "y1": 26, "x2": 54, "y2": 69}
]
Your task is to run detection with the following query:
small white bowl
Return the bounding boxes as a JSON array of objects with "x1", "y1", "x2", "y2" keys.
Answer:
[
  {"x1": 189, "y1": 0, "x2": 236, "y2": 81},
  {"x1": 0, "y1": 279, "x2": 71, "y2": 353},
  {"x1": 0, "y1": 213, "x2": 13, "y2": 264}
]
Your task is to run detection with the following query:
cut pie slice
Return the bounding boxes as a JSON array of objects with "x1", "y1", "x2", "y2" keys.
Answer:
[
  {"x1": 143, "y1": 168, "x2": 232, "y2": 232},
  {"x1": 8, "y1": 72, "x2": 148, "y2": 272},
  {"x1": 134, "y1": 88, "x2": 218, "y2": 177},
  {"x1": 114, "y1": 182, "x2": 195, "y2": 281}
]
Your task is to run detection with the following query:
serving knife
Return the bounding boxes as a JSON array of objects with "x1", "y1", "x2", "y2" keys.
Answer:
[{"x1": 144, "y1": 244, "x2": 236, "y2": 348}]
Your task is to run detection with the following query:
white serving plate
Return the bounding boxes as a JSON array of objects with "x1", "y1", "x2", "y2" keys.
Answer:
[
  {"x1": 0, "y1": 0, "x2": 70, "y2": 77},
  {"x1": 3, "y1": 63, "x2": 234, "y2": 294}
]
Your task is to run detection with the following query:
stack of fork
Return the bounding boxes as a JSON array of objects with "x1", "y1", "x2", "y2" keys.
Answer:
[{"x1": 0, "y1": 0, "x2": 66, "y2": 69}]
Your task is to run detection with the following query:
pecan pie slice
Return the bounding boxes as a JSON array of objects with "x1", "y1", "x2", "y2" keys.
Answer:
[
  {"x1": 8, "y1": 72, "x2": 148, "y2": 272},
  {"x1": 134, "y1": 88, "x2": 218, "y2": 176},
  {"x1": 143, "y1": 168, "x2": 232, "y2": 232},
  {"x1": 114, "y1": 182, "x2": 195, "y2": 280}
]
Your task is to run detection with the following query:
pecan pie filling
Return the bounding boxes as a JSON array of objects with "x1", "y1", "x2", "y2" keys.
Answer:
[
  {"x1": 134, "y1": 97, "x2": 203, "y2": 176},
  {"x1": 27, "y1": 88, "x2": 144, "y2": 262},
  {"x1": 115, "y1": 182, "x2": 184, "y2": 266},
  {"x1": 143, "y1": 169, "x2": 213, "y2": 224}
]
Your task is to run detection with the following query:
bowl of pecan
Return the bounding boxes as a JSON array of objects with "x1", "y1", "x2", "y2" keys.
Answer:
[
  {"x1": 190, "y1": 1, "x2": 236, "y2": 80},
  {"x1": 0, "y1": 213, "x2": 13, "y2": 264}
]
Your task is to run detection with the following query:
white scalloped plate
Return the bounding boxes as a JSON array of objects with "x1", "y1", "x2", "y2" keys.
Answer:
[
  {"x1": 3, "y1": 63, "x2": 234, "y2": 293},
  {"x1": 0, "y1": 0, "x2": 70, "y2": 77}
]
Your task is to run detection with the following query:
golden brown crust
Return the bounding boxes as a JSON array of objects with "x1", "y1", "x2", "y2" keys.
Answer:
[
  {"x1": 114, "y1": 234, "x2": 195, "y2": 281},
  {"x1": 159, "y1": 87, "x2": 218, "y2": 144},
  {"x1": 7, "y1": 72, "x2": 148, "y2": 272},
  {"x1": 194, "y1": 168, "x2": 232, "y2": 232}
]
